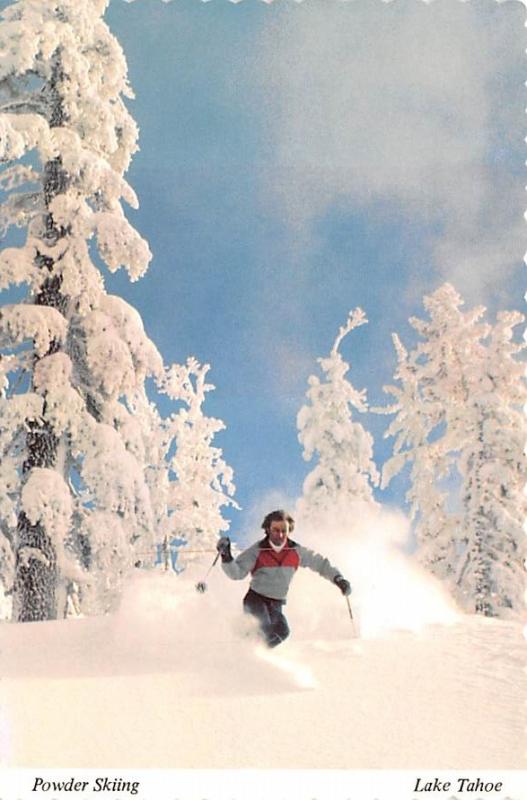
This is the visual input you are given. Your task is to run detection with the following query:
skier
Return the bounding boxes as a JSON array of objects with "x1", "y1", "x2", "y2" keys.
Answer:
[{"x1": 216, "y1": 509, "x2": 351, "y2": 648}]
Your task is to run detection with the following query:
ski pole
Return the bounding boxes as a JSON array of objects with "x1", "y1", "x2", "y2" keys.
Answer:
[
  {"x1": 195, "y1": 551, "x2": 221, "y2": 594},
  {"x1": 345, "y1": 595, "x2": 358, "y2": 637}
]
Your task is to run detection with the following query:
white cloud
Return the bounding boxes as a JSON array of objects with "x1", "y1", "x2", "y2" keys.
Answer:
[
  {"x1": 251, "y1": 0, "x2": 524, "y2": 303},
  {"x1": 257, "y1": 336, "x2": 315, "y2": 410}
]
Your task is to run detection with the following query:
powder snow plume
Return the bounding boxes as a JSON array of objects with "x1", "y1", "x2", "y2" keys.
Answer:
[
  {"x1": 111, "y1": 557, "x2": 263, "y2": 662},
  {"x1": 290, "y1": 501, "x2": 459, "y2": 640}
]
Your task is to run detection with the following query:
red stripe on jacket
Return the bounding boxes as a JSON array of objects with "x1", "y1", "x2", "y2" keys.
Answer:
[{"x1": 251, "y1": 547, "x2": 300, "y2": 574}]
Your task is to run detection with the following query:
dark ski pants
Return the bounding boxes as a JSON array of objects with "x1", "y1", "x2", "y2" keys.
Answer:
[{"x1": 243, "y1": 588, "x2": 290, "y2": 648}]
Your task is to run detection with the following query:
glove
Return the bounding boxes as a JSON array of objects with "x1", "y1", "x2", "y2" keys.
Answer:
[
  {"x1": 216, "y1": 536, "x2": 233, "y2": 563},
  {"x1": 334, "y1": 575, "x2": 351, "y2": 596}
]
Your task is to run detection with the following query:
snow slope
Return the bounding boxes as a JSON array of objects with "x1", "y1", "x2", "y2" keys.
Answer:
[{"x1": 0, "y1": 570, "x2": 525, "y2": 771}]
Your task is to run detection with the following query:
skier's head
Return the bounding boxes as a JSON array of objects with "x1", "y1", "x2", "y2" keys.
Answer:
[{"x1": 262, "y1": 510, "x2": 294, "y2": 551}]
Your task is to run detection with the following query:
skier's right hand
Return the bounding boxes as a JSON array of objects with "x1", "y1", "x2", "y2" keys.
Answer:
[{"x1": 216, "y1": 536, "x2": 233, "y2": 562}]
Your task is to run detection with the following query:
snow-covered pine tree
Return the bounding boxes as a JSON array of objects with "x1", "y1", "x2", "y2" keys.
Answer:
[
  {"x1": 0, "y1": 0, "x2": 161, "y2": 620},
  {"x1": 379, "y1": 284, "x2": 490, "y2": 581},
  {"x1": 379, "y1": 283, "x2": 526, "y2": 617},
  {"x1": 454, "y1": 310, "x2": 526, "y2": 617},
  {"x1": 378, "y1": 330, "x2": 460, "y2": 580},
  {"x1": 296, "y1": 308, "x2": 379, "y2": 526},
  {"x1": 157, "y1": 357, "x2": 238, "y2": 568}
]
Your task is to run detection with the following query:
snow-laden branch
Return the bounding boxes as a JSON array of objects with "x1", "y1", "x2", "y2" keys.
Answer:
[
  {"x1": 0, "y1": 304, "x2": 67, "y2": 356},
  {"x1": 0, "y1": 113, "x2": 54, "y2": 161},
  {"x1": 331, "y1": 306, "x2": 367, "y2": 356},
  {"x1": 0, "y1": 244, "x2": 37, "y2": 290},
  {"x1": 22, "y1": 467, "x2": 72, "y2": 533}
]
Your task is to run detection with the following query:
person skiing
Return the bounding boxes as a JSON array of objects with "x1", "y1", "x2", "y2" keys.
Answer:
[{"x1": 216, "y1": 509, "x2": 351, "y2": 648}]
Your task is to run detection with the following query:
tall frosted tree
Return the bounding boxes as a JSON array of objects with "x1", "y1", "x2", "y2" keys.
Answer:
[
  {"x1": 380, "y1": 284, "x2": 526, "y2": 617},
  {"x1": 455, "y1": 310, "x2": 526, "y2": 616},
  {"x1": 146, "y1": 358, "x2": 238, "y2": 570},
  {"x1": 378, "y1": 324, "x2": 466, "y2": 580},
  {"x1": 0, "y1": 0, "x2": 161, "y2": 620},
  {"x1": 296, "y1": 308, "x2": 379, "y2": 526}
]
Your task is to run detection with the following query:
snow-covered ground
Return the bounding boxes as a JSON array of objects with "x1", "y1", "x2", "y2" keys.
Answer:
[{"x1": 0, "y1": 566, "x2": 525, "y2": 772}]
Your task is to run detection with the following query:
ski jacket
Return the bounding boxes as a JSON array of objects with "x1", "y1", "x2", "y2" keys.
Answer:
[{"x1": 221, "y1": 537, "x2": 342, "y2": 602}]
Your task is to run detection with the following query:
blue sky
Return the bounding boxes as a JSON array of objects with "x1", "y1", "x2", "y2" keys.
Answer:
[{"x1": 2, "y1": 0, "x2": 525, "y2": 540}]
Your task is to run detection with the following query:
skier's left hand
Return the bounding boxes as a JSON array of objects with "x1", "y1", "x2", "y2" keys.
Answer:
[{"x1": 334, "y1": 575, "x2": 352, "y2": 596}]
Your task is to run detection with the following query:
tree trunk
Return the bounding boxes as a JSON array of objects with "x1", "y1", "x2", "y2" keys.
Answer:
[
  {"x1": 465, "y1": 418, "x2": 495, "y2": 617},
  {"x1": 13, "y1": 52, "x2": 69, "y2": 622}
]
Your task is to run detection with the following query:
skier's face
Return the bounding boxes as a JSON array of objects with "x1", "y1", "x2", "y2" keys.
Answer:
[{"x1": 268, "y1": 520, "x2": 289, "y2": 547}]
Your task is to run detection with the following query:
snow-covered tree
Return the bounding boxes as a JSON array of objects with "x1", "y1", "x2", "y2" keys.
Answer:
[
  {"x1": 296, "y1": 308, "x2": 379, "y2": 526},
  {"x1": 0, "y1": 0, "x2": 161, "y2": 620},
  {"x1": 157, "y1": 358, "x2": 238, "y2": 568},
  {"x1": 454, "y1": 310, "x2": 526, "y2": 616},
  {"x1": 379, "y1": 284, "x2": 526, "y2": 617},
  {"x1": 377, "y1": 330, "x2": 459, "y2": 579}
]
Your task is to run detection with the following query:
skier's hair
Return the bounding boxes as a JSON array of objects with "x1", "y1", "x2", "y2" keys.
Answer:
[{"x1": 261, "y1": 509, "x2": 295, "y2": 533}]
